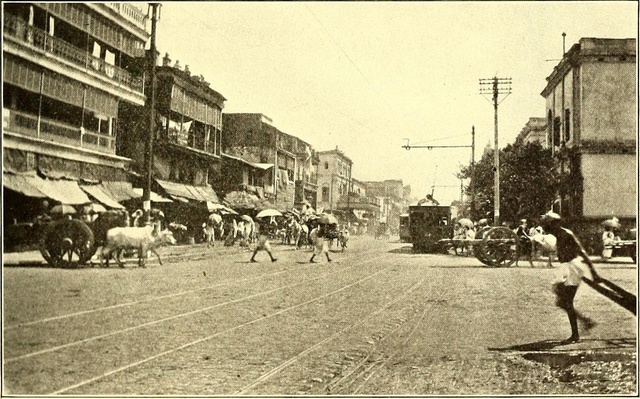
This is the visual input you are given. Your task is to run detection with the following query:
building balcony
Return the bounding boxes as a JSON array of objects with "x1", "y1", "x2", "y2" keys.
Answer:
[
  {"x1": 3, "y1": 13, "x2": 144, "y2": 93},
  {"x1": 296, "y1": 175, "x2": 318, "y2": 187},
  {"x1": 103, "y1": 3, "x2": 148, "y2": 30},
  {"x1": 161, "y1": 129, "x2": 219, "y2": 157},
  {"x1": 3, "y1": 109, "x2": 115, "y2": 155}
]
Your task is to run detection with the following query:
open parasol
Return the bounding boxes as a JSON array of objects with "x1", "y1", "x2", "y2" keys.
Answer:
[
  {"x1": 83, "y1": 203, "x2": 107, "y2": 214},
  {"x1": 456, "y1": 218, "x2": 474, "y2": 228},
  {"x1": 256, "y1": 209, "x2": 283, "y2": 218},
  {"x1": 50, "y1": 204, "x2": 77, "y2": 215}
]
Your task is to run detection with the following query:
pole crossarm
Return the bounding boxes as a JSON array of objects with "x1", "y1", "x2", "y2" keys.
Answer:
[{"x1": 402, "y1": 144, "x2": 471, "y2": 150}]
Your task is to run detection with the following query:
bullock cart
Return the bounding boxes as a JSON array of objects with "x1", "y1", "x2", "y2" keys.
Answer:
[
  {"x1": 438, "y1": 226, "x2": 520, "y2": 268},
  {"x1": 38, "y1": 210, "x2": 131, "y2": 268},
  {"x1": 38, "y1": 219, "x2": 95, "y2": 268}
]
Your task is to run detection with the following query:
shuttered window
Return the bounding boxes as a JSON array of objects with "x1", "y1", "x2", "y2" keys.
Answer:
[
  {"x1": 42, "y1": 71, "x2": 84, "y2": 108},
  {"x1": 3, "y1": 54, "x2": 42, "y2": 93}
]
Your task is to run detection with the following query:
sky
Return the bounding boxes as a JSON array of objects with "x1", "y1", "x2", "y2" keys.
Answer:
[{"x1": 152, "y1": 1, "x2": 638, "y2": 205}]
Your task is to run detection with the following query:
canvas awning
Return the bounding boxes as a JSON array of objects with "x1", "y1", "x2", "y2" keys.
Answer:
[
  {"x1": 132, "y1": 188, "x2": 173, "y2": 203},
  {"x1": 101, "y1": 181, "x2": 140, "y2": 202},
  {"x1": 156, "y1": 179, "x2": 219, "y2": 203},
  {"x1": 80, "y1": 184, "x2": 125, "y2": 209},
  {"x1": 3, "y1": 172, "x2": 47, "y2": 198},
  {"x1": 30, "y1": 178, "x2": 91, "y2": 205}
]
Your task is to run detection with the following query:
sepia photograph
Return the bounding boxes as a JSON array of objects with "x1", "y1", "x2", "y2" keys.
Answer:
[{"x1": 2, "y1": 1, "x2": 638, "y2": 395}]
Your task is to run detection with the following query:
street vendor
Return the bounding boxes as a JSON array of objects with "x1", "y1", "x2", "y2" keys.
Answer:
[{"x1": 541, "y1": 211, "x2": 600, "y2": 344}]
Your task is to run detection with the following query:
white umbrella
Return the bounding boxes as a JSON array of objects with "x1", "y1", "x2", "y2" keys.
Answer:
[
  {"x1": 50, "y1": 204, "x2": 76, "y2": 215},
  {"x1": 256, "y1": 209, "x2": 283, "y2": 218},
  {"x1": 83, "y1": 203, "x2": 107, "y2": 214}
]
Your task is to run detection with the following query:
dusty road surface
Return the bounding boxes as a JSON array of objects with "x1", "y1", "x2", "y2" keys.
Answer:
[{"x1": 3, "y1": 235, "x2": 637, "y2": 395}]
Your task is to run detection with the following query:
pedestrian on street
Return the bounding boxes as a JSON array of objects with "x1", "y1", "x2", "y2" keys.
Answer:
[
  {"x1": 309, "y1": 224, "x2": 331, "y2": 263},
  {"x1": 250, "y1": 221, "x2": 277, "y2": 263},
  {"x1": 541, "y1": 211, "x2": 600, "y2": 344},
  {"x1": 601, "y1": 222, "x2": 618, "y2": 261},
  {"x1": 515, "y1": 218, "x2": 534, "y2": 267}
]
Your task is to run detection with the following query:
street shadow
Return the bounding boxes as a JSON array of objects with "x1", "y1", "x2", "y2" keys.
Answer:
[
  {"x1": 488, "y1": 339, "x2": 567, "y2": 352},
  {"x1": 488, "y1": 337, "x2": 636, "y2": 353}
]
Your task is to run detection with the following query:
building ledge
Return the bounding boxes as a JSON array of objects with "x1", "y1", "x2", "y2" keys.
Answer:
[{"x1": 3, "y1": 130, "x2": 131, "y2": 169}]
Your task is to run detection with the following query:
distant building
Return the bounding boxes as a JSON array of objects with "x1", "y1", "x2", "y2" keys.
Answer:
[
  {"x1": 516, "y1": 117, "x2": 548, "y2": 147},
  {"x1": 362, "y1": 179, "x2": 405, "y2": 227},
  {"x1": 541, "y1": 37, "x2": 636, "y2": 222},
  {"x1": 317, "y1": 147, "x2": 353, "y2": 213},
  {"x1": 222, "y1": 113, "x2": 317, "y2": 211}
]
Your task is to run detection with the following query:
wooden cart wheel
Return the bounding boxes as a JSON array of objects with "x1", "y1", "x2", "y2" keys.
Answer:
[
  {"x1": 473, "y1": 226, "x2": 493, "y2": 266},
  {"x1": 481, "y1": 226, "x2": 518, "y2": 267},
  {"x1": 39, "y1": 219, "x2": 95, "y2": 268}
]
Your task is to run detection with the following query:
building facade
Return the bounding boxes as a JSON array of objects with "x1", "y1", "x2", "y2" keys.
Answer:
[
  {"x1": 222, "y1": 113, "x2": 303, "y2": 211},
  {"x1": 317, "y1": 147, "x2": 353, "y2": 214},
  {"x1": 541, "y1": 38, "x2": 636, "y2": 221},
  {"x1": 3, "y1": 3, "x2": 149, "y2": 222},
  {"x1": 540, "y1": 37, "x2": 636, "y2": 252},
  {"x1": 119, "y1": 54, "x2": 224, "y2": 207}
]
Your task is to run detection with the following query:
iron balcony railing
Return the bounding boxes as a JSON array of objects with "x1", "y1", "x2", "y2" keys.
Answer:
[{"x1": 4, "y1": 13, "x2": 144, "y2": 93}]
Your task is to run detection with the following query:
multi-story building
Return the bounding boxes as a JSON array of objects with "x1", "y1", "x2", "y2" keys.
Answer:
[
  {"x1": 222, "y1": 113, "x2": 302, "y2": 211},
  {"x1": 294, "y1": 144, "x2": 319, "y2": 210},
  {"x1": 540, "y1": 37, "x2": 636, "y2": 250},
  {"x1": 516, "y1": 117, "x2": 548, "y2": 147},
  {"x1": 119, "y1": 54, "x2": 224, "y2": 204},
  {"x1": 3, "y1": 3, "x2": 149, "y2": 222},
  {"x1": 317, "y1": 147, "x2": 353, "y2": 214}
]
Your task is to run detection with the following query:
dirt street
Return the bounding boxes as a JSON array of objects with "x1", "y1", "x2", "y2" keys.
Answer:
[{"x1": 2, "y1": 235, "x2": 637, "y2": 395}]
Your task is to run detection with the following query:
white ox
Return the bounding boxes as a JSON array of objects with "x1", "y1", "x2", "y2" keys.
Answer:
[
  {"x1": 530, "y1": 229, "x2": 557, "y2": 268},
  {"x1": 100, "y1": 225, "x2": 176, "y2": 268}
]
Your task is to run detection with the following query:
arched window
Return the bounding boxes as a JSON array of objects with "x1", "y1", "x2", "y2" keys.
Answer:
[{"x1": 324, "y1": 161, "x2": 329, "y2": 170}]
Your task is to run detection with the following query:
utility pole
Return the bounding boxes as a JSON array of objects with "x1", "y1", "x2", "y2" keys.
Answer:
[
  {"x1": 470, "y1": 126, "x2": 476, "y2": 217},
  {"x1": 143, "y1": 3, "x2": 160, "y2": 225},
  {"x1": 479, "y1": 76, "x2": 511, "y2": 226}
]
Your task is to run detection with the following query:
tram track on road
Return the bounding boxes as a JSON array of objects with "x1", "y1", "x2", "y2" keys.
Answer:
[
  {"x1": 4, "y1": 251, "x2": 388, "y2": 362},
  {"x1": 3, "y1": 242, "x2": 384, "y2": 332},
  {"x1": 236, "y1": 260, "x2": 447, "y2": 396},
  {"x1": 49, "y1": 255, "x2": 403, "y2": 395},
  {"x1": 236, "y1": 276, "x2": 428, "y2": 394}
]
